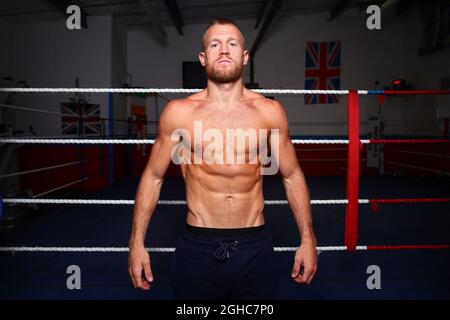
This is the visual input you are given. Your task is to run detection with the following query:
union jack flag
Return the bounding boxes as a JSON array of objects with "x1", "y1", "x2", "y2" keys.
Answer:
[
  {"x1": 304, "y1": 41, "x2": 341, "y2": 104},
  {"x1": 61, "y1": 103, "x2": 101, "y2": 135}
]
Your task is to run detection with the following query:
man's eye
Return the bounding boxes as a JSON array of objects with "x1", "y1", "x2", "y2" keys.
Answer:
[
  {"x1": 211, "y1": 44, "x2": 218, "y2": 48},
  {"x1": 230, "y1": 43, "x2": 237, "y2": 46}
]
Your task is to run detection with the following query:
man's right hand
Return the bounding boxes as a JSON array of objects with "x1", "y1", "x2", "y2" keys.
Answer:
[{"x1": 128, "y1": 246, "x2": 154, "y2": 290}]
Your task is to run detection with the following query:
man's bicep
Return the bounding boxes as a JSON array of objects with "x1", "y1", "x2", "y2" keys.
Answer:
[
  {"x1": 268, "y1": 101, "x2": 300, "y2": 177},
  {"x1": 278, "y1": 132, "x2": 300, "y2": 178},
  {"x1": 143, "y1": 101, "x2": 181, "y2": 178},
  {"x1": 144, "y1": 133, "x2": 177, "y2": 179}
]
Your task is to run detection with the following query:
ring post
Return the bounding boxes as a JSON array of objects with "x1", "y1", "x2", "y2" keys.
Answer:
[{"x1": 345, "y1": 90, "x2": 360, "y2": 251}]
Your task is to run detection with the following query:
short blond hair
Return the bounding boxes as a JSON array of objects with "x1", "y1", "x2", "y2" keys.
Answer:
[{"x1": 202, "y1": 18, "x2": 245, "y2": 49}]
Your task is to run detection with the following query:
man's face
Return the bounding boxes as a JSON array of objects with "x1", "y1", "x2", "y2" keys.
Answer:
[{"x1": 199, "y1": 24, "x2": 249, "y2": 83}]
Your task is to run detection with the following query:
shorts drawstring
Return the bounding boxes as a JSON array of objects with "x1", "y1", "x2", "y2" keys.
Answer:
[{"x1": 214, "y1": 240, "x2": 239, "y2": 260}]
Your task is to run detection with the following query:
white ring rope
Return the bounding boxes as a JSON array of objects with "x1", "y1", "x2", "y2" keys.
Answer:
[
  {"x1": 0, "y1": 138, "x2": 370, "y2": 144},
  {"x1": 0, "y1": 103, "x2": 64, "y2": 117},
  {"x1": 32, "y1": 178, "x2": 89, "y2": 199},
  {"x1": 0, "y1": 246, "x2": 368, "y2": 253},
  {"x1": 2, "y1": 198, "x2": 370, "y2": 205},
  {"x1": 0, "y1": 88, "x2": 369, "y2": 95},
  {"x1": 0, "y1": 161, "x2": 80, "y2": 179},
  {"x1": 0, "y1": 103, "x2": 84, "y2": 118}
]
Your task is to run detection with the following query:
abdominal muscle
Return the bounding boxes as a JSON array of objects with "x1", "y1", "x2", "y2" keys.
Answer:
[{"x1": 181, "y1": 163, "x2": 265, "y2": 228}]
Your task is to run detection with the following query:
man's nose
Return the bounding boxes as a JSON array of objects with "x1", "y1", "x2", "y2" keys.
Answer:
[{"x1": 219, "y1": 45, "x2": 229, "y2": 55}]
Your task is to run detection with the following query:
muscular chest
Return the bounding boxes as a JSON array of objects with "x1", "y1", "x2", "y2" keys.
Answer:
[
  {"x1": 178, "y1": 104, "x2": 271, "y2": 164},
  {"x1": 193, "y1": 105, "x2": 261, "y2": 131}
]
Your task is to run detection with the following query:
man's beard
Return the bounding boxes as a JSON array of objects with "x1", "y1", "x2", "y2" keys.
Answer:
[{"x1": 205, "y1": 61, "x2": 243, "y2": 83}]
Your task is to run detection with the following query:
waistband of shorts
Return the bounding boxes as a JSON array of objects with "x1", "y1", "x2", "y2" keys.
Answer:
[
  {"x1": 185, "y1": 223, "x2": 266, "y2": 238},
  {"x1": 182, "y1": 225, "x2": 271, "y2": 249}
]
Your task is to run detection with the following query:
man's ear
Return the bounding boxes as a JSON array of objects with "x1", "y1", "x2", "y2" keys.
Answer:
[
  {"x1": 199, "y1": 52, "x2": 206, "y2": 67},
  {"x1": 243, "y1": 50, "x2": 249, "y2": 66}
]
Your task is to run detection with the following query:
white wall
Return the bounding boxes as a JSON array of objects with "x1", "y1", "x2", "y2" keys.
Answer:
[
  {"x1": 127, "y1": 21, "x2": 256, "y2": 89},
  {"x1": 256, "y1": 9, "x2": 407, "y2": 136},
  {"x1": 111, "y1": 18, "x2": 128, "y2": 136},
  {"x1": 127, "y1": 20, "x2": 257, "y2": 136},
  {"x1": 127, "y1": 9, "x2": 412, "y2": 136},
  {"x1": 1, "y1": 5, "x2": 448, "y2": 137},
  {"x1": 3, "y1": 16, "x2": 113, "y2": 136},
  {"x1": 401, "y1": 8, "x2": 450, "y2": 136}
]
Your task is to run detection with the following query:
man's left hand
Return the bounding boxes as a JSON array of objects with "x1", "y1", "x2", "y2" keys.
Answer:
[{"x1": 291, "y1": 240, "x2": 318, "y2": 284}]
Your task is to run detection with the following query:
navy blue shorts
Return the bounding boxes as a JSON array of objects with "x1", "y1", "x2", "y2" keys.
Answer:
[{"x1": 172, "y1": 224, "x2": 279, "y2": 300}]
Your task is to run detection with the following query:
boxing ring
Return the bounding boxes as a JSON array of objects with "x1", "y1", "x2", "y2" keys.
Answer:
[{"x1": 0, "y1": 87, "x2": 449, "y2": 299}]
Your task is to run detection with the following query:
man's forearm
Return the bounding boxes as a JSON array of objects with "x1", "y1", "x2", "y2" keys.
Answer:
[
  {"x1": 283, "y1": 171, "x2": 316, "y2": 244},
  {"x1": 129, "y1": 175, "x2": 163, "y2": 247}
]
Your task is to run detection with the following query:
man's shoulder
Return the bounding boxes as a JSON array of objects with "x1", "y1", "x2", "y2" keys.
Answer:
[
  {"x1": 163, "y1": 97, "x2": 201, "y2": 116},
  {"x1": 164, "y1": 98, "x2": 194, "y2": 109},
  {"x1": 255, "y1": 98, "x2": 282, "y2": 110},
  {"x1": 246, "y1": 94, "x2": 283, "y2": 116},
  {"x1": 165, "y1": 91, "x2": 206, "y2": 110},
  {"x1": 160, "y1": 94, "x2": 206, "y2": 129},
  {"x1": 243, "y1": 89, "x2": 280, "y2": 107},
  {"x1": 243, "y1": 91, "x2": 286, "y2": 127}
]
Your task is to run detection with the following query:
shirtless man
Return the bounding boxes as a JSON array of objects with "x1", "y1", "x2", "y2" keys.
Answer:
[{"x1": 128, "y1": 18, "x2": 317, "y2": 299}]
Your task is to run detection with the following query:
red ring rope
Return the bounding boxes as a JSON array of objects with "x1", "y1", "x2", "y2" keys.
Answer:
[
  {"x1": 384, "y1": 90, "x2": 450, "y2": 95},
  {"x1": 369, "y1": 139, "x2": 450, "y2": 144},
  {"x1": 367, "y1": 244, "x2": 450, "y2": 250},
  {"x1": 369, "y1": 198, "x2": 450, "y2": 212}
]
